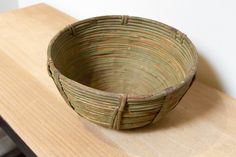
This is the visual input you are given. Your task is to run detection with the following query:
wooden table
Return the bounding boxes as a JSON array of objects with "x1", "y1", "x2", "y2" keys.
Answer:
[{"x1": 0, "y1": 3, "x2": 236, "y2": 157}]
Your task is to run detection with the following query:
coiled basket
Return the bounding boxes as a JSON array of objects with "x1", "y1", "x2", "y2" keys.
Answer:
[{"x1": 47, "y1": 15, "x2": 198, "y2": 130}]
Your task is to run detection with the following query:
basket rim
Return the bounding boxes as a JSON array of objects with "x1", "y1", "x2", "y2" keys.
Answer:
[{"x1": 47, "y1": 15, "x2": 198, "y2": 100}]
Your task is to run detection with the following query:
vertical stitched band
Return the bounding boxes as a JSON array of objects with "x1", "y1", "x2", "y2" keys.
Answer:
[
  {"x1": 53, "y1": 71, "x2": 74, "y2": 109},
  {"x1": 174, "y1": 75, "x2": 196, "y2": 107},
  {"x1": 121, "y1": 15, "x2": 129, "y2": 25},
  {"x1": 110, "y1": 108, "x2": 118, "y2": 129},
  {"x1": 47, "y1": 58, "x2": 53, "y2": 77},
  {"x1": 172, "y1": 29, "x2": 186, "y2": 44},
  {"x1": 67, "y1": 24, "x2": 76, "y2": 35},
  {"x1": 176, "y1": 31, "x2": 185, "y2": 44},
  {"x1": 112, "y1": 94, "x2": 127, "y2": 130},
  {"x1": 152, "y1": 87, "x2": 174, "y2": 123}
]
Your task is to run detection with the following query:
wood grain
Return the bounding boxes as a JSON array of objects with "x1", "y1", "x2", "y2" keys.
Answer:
[{"x1": 0, "y1": 3, "x2": 236, "y2": 157}]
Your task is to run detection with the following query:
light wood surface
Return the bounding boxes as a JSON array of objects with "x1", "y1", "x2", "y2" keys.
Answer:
[{"x1": 0, "y1": 3, "x2": 236, "y2": 157}]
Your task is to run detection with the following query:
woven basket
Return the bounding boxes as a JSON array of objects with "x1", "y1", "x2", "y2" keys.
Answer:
[{"x1": 47, "y1": 15, "x2": 198, "y2": 130}]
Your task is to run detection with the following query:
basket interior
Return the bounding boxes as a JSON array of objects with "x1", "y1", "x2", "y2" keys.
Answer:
[{"x1": 51, "y1": 16, "x2": 197, "y2": 95}]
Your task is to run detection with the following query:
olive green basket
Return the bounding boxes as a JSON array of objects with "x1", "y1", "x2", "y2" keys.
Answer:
[{"x1": 47, "y1": 15, "x2": 198, "y2": 130}]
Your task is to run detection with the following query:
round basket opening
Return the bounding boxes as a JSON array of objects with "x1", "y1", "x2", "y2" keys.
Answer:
[{"x1": 50, "y1": 16, "x2": 197, "y2": 96}]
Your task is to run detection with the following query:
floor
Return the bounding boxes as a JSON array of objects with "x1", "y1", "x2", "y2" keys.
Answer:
[{"x1": 0, "y1": 128, "x2": 24, "y2": 157}]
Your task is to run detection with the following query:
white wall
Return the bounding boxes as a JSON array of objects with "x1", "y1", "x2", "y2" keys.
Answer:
[
  {"x1": 0, "y1": 0, "x2": 18, "y2": 12},
  {"x1": 13, "y1": 0, "x2": 236, "y2": 99}
]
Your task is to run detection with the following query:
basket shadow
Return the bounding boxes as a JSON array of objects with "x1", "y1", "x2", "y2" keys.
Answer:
[{"x1": 196, "y1": 53, "x2": 224, "y2": 91}]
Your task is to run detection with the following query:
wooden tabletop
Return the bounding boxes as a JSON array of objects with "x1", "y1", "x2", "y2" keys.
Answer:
[{"x1": 0, "y1": 3, "x2": 236, "y2": 157}]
